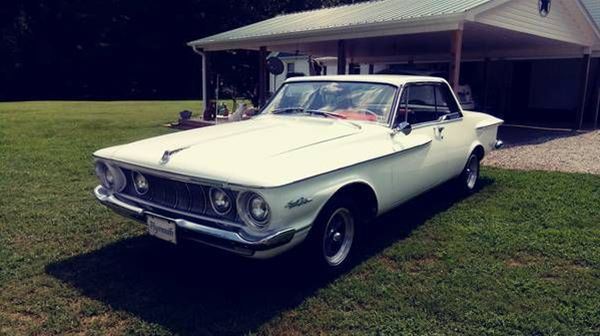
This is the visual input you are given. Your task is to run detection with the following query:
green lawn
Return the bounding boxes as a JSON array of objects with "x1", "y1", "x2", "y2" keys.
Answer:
[{"x1": 0, "y1": 101, "x2": 599, "y2": 336}]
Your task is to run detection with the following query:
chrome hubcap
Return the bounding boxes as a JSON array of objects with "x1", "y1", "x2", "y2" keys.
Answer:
[
  {"x1": 466, "y1": 156, "x2": 479, "y2": 189},
  {"x1": 322, "y1": 208, "x2": 354, "y2": 266}
]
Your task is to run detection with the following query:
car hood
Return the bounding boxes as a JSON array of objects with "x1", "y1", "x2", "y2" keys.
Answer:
[{"x1": 95, "y1": 115, "x2": 391, "y2": 187}]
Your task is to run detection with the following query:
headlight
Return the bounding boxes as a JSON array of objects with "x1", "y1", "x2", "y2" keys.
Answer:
[
  {"x1": 95, "y1": 161, "x2": 125, "y2": 192},
  {"x1": 209, "y1": 187, "x2": 232, "y2": 215},
  {"x1": 132, "y1": 171, "x2": 149, "y2": 195},
  {"x1": 238, "y1": 192, "x2": 271, "y2": 229},
  {"x1": 248, "y1": 195, "x2": 270, "y2": 224}
]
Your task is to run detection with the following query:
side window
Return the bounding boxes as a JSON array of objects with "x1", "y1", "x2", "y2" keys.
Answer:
[
  {"x1": 407, "y1": 85, "x2": 437, "y2": 124},
  {"x1": 435, "y1": 84, "x2": 461, "y2": 118}
]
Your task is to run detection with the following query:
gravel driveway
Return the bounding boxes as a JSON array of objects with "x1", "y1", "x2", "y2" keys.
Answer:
[{"x1": 483, "y1": 127, "x2": 600, "y2": 175}]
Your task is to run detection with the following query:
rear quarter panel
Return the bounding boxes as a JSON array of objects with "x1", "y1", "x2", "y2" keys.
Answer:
[{"x1": 462, "y1": 111, "x2": 504, "y2": 158}]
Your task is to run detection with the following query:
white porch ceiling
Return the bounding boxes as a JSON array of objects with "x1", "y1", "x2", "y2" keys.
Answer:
[
  {"x1": 267, "y1": 22, "x2": 592, "y2": 62},
  {"x1": 188, "y1": 0, "x2": 600, "y2": 57}
]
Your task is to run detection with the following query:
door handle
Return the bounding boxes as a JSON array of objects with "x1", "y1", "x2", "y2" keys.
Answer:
[{"x1": 435, "y1": 126, "x2": 445, "y2": 139}]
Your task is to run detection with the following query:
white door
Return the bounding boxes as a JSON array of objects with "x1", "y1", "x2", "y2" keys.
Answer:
[
  {"x1": 389, "y1": 83, "x2": 448, "y2": 205},
  {"x1": 431, "y1": 83, "x2": 470, "y2": 179}
]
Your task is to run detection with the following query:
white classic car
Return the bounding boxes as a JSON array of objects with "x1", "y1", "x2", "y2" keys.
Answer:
[{"x1": 93, "y1": 75, "x2": 503, "y2": 270}]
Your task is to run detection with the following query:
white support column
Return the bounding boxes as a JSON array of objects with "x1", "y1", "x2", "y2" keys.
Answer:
[{"x1": 192, "y1": 47, "x2": 208, "y2": 114}]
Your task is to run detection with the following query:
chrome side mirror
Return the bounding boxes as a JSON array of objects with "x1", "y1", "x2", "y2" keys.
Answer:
[{"x1": 392, "y1": 122, "x2": 412, "y2": 136}]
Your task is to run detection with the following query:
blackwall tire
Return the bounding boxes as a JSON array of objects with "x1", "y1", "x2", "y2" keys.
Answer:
[
  {"x1": 459, "y1": 153, "x2": 480, "y2": 194},
  {"x1": 305, "y1": 197, "x2": 360, "y2": 272}
]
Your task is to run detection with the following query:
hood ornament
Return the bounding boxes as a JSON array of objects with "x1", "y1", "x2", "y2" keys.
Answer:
[{"x1": 159, "y1": 146, "x2": 189, "y2": 165}]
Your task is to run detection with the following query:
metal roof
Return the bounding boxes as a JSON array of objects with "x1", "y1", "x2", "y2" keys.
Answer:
[
  {"x1": 188, "y1": 0, "x2": 494, "y2": 48},
  {"x1": 285, "y1": 74, "x2": 447, "y2": 86},
  {"x1": 582, "y1": 0, "x2": 600, "y2": 28}
]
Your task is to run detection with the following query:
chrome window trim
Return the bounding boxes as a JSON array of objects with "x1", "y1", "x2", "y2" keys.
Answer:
[
  {"x1": 390, "y1": 81, "x2": 464, "y2": 129},
  {"x1": 410, "y1": 117, "x2": 464, "y2": 131}
]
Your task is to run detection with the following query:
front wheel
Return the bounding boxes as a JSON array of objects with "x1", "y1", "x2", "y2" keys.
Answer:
[
  {"x1": 458, "y1": 153, "x2": 480, "y2": 193},
  {"x1": 306, "y1": 198, "x2": 359, "y2": 271}
]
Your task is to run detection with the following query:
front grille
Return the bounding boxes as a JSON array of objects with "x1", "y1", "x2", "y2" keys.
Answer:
[{"x1": 118, "y1": 167, "x2": 239, "y2": 222}]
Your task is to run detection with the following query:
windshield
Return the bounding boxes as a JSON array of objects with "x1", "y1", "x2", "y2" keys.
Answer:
[{"x1": 261, "y1": 81, "x2": 397, "y2": 124}]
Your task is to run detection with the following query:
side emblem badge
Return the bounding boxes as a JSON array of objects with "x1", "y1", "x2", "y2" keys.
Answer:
[{"x1": 285, "y1": 197, "x2": 313, "y2": 209}]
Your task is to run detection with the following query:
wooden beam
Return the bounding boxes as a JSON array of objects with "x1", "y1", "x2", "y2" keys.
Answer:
[
  {"x1": 337, "y1": 40, "x2": 346, "y2": 75},
  {"x1": 449, "y1": 29, "x2": 464, "y2": 92},
  {"x1": 258, "y1": 46, "x2": 268, "y2": 107},
  {"x1": 576, "y1": 53, "x2": 591, "y2": 130}
]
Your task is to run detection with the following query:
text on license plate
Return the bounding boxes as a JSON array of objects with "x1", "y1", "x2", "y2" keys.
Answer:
[{"x1": 147, "y1": 216, "x2": 177, "y2": 244}]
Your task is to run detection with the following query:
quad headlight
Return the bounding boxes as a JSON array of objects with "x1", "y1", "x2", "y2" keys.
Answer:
[
  {"x1": 95, "y1": 160, "x2": 125, "y2": 192},
  {"x1": 132, "y1": 171, "x2": 149, "y2": 195},
  {"x1": 209, "y1": 187, "x2": 233, "y2": 215},
  {"x1": 248, "y1": 194, "x2": 270, "y2": 223},
  {"x1": 238, "y1": 192, "x2": 271, "y2": 229}
]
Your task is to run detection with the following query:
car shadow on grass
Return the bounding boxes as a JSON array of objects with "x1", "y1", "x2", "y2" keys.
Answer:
[{"x1": 46, "y1": 177, "x2": 494, "y2": 335}]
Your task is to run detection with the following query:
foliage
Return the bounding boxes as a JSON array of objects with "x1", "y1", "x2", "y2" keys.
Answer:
[
  {"x1": 0, "y1": 101, "x2": 599, "y2": 335},
  {"x1": 0, "y1": 0, "x2": 368, "y2": 100}
]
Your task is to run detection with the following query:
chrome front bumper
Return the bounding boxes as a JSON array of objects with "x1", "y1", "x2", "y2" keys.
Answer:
[{"x1": 94, "y1": 186, "x2": 302, "y2": 258}]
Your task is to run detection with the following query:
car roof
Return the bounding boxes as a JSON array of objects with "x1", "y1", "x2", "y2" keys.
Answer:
[{"x1": 284, "y1": 75, "x2": 448, "y2": 86}]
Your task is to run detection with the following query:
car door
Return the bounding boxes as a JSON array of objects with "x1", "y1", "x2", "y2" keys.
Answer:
[
  {"x1": 389, "y1": 83, "x2": 448, "y2": 204},
  {"x1": 432, "y1": 83, "x2": 469, "y2": 179}
]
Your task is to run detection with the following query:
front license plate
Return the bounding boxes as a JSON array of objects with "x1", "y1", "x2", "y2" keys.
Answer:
[{"x1": 147, "y1": 216, "x2": 177, "y2": 244}]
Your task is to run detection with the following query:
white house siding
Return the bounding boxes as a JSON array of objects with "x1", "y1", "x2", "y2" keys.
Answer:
[{"x1": 475, "y1": 0, "x2": 597, "y2": 47}]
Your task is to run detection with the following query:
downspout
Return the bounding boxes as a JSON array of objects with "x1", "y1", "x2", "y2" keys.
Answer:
[{"x1": 192, "y1": 46, "x2": 207, "y2": 113}]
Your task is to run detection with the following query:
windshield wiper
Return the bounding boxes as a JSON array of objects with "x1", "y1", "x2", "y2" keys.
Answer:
[
  {"x1": 273, "y1": 107, "x2": 345, "y2": 119},
  {"x1": 272, "y1": 107, "x2": 306, "y2": 114}
]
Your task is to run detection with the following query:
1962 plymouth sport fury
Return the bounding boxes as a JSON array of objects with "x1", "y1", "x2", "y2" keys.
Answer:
[{"x1": 93, "y1": 75, "x2": 503, "y2": 270}]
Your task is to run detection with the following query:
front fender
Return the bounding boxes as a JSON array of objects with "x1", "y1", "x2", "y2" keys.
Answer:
[{"x1": 259, "y1": 171, "x2": 380, "y2": 236}]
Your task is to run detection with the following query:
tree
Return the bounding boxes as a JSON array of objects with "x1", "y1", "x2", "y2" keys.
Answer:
[{"x1": 0, "y1": 0, "x2": 368, "y2": 100}]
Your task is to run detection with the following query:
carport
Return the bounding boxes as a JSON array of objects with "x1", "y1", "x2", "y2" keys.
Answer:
[{"x1": 188, "y1": 0, "x2": 600, "y2": 129}]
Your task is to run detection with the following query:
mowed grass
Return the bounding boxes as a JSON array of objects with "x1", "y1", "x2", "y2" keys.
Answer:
[{"x1": 0, "y1": 101, "x2": 599, "y2": 336}]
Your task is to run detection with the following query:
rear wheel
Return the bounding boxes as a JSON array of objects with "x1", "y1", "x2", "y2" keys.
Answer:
[
  {"x1": 459, "y1": 153, "x2": 480, "y2": 193},
  {"x1": 306, "y1": 197, "x2": 360, "y2": 271}
]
